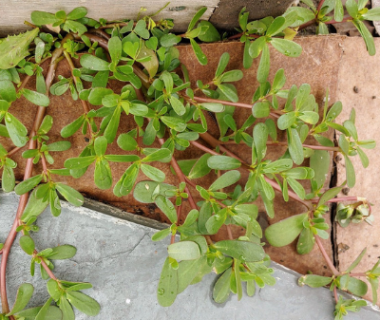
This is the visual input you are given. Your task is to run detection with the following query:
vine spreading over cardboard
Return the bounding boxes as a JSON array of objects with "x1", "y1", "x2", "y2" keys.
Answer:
[{"x1": 0, "y1": 1, "x2": 379, "y2": 319}]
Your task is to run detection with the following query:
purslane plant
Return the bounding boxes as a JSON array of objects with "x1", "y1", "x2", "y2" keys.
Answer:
[{"x1": 0, "y1": 1, "x2": 378, "y2": 319}]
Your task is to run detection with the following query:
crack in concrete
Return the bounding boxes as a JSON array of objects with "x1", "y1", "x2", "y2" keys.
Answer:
[
  {"x1": 329, "y1": 128, "x2": 339, "y2": 271},
  {"x1": 329, "y1": 37, "x2": 347, "y2": 272},
  {"x1": 70, "y1": 232, "x2": 148, "y2": 265}
]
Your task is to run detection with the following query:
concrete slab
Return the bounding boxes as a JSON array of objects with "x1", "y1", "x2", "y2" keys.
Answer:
[
  {"x1": 0, "y1": 192, "x2": 379, "y2": 319},
  {"x1": 335, "y1": 37, "x2": 380, "y2": 304}
]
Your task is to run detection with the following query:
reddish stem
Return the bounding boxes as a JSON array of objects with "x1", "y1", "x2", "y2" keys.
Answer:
[
  {"x1": 265, "y1": 176, "x2": 311, "y2": 209},
  {"x1": 297, "y1": 144, "x2": 340, "y2": 152},
  {"x1": 6, "y1": 58, "x2": 53, "y2": 158},
  {"x1": 221, "y1": 140, "x2": 340, "y2": 152},
  {"x1": 184, "y1": 176, "x2": 196, "y2": 188},
  {"x1": 158, "y1": 138, "x2": 198, "y2": 211},
  {"x1": 7, "y1": 147, "x2": 21, "y2": 157},
  {"x1": 63, "y1": 50, "x2": 92, "y2": 135},
  {"x1": 228, "y1": 33, "x2": 260, "y2": 40},
  {"x1": 299, "y1": 15, "x2": 351, "y2": 30},
  {"x1": 317, "y1": 0, "x2": 326, "y2": 13},
  {"x1": 0, "y1": 36, "x2": 69, "y2": 313},
  {"x1": 190, "y1": 140, "x2": 219, "y2": 156},
  {"x1": 0, "y1": 192, "x2": 30, "y2": 313},
  {"x1": 199, "y1": 132, "x2": 251, "y2": 166},
  {"x1": 170, "y1": 205, "x2": 183, "y2": 244},
  {"x1": 89, "y1": 28, "x2": 111, "y2": 40},
  {"x1": 193, "y1": 96, "x2": 253, "y2": 110},
  {"x1": 40, "y1": 257, "x2": 58, "y2": 281},
  {"x1": 226, "y1": 225, "x2": 234, "y2": 240},
  {"x1": 333, "y1": 285, "x2": 339, "y2": 303},
  {"x1": 186, "y1": 185, "x2": 198, "y2": 210},
  {"x1": 41, "y1": 153, "x2": 49, "y2": 175},
  {"x1": 299, "y1": 19, "x2": 317, "y2": 30},
  {"x1": 349, "y1": 272, "x2": 366, "y2": 277},
  {"x1": 170, "y1": 233, "x2": 176, "y2": 245},
  {"x1": 315, "y1": 236, "x2": 339, "y2": 276},
  {"x1": 324, "y1": 16, "x2": 351, "y2": 25},
  {"x1": 76, "y1": 33, "x2": 152, "y2": 90},
  {"x1": 266, "y1": 141, "x2": 340, "y2": 152},
  {"x1": 196, "y1": 132, "x2": 312, "y2": 209},
  {"x1": 98, "y1": 21, "x2": 141, "y2": 30},
  {"x1": 191, "y1": 96, "x2": 281, "y2": 119},
  {"x1": 63, "y1": 51, "x2": 90, "y2": 114},
  {"x1": 311, "y1": 196, "x2": 359, "y2": 203}
]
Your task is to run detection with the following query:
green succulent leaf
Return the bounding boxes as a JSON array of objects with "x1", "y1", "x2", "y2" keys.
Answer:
[
  {"x1": 55, "y1": 183, "x2": 84, "y2": 206},
  {"x1": 265, "y1": 213, "x2": 308, "y2": 247},
  {"x1": 168, "y1": 241, "x2": 201, "y2": 261},
  {"x1": 266, "y1": 16, "x2": 286, "y2": 36},
  {"x1": 270, "y1": 38, "x2": 302, "y2": 57},
  {"x1": 188, "y1": 7, "x2": 207, "y2": 32},
  {"x1": 215, "y1": 52, "x2": 230, "y2": 78},
  {"x1": 6, "y1": 283, "x2": 34, "y2": 316},
  {"x1": 339, "y1": 275, "x2": 368, "y2": 297},
  {"x1": 15, "y1": 174, "x2": 42, "y2": 195},
  {"x1": 5, "y1": 113, "x2": 28, "y2": 147},
  {"x1": 35, "y1": 298, "x2": 61, "y2": 320},
  {"x1": 80, "y1": 54, "x2": 109, "y2": 71},
  {"x1": 155, "y1": 196, "x2": 177, "y2": 224},
  {"x1": 66, "y1": 291, "x2": 100, "y2": 316},
  {"x1": 310, "y1": 150, "x2": 330, "y2": 189},
  {"x1": 177, "y1": 256, "x2": 207, "y2": 293},
  {"x1": 157, "y1": 257, "x2": 178, "y2": 307},
  {"x1": 209, "y1": 170, "x2": 241, "y2": 191},
  {"x1": 188, "y1": 154, "x2": 212, "y2": 179},
  {"x1": 152, "y1": 228, "x2": 171, "y2": 242},
  {"x1": 297, "y1": 227, "x2": 315, "y2": 255},
  {"x1": 207, "y1": 155, "x2": 241, "y2": 170},
  {"x1": 346, "y1": 248, "x2": 366, "y2": 273},
  {"x1": 2, "y1": 165, "x2": 15, "y2": 193},
  {"x1": 213, "y1": 268, "x2": 232, "y2": 303},
  {"x1": 19, "y1": 235, "x2": 35, "y2": 255},
  {"x1": 257, "y1": 43, "x2": 270, "y2": 84},
  {"x1": 22, "y1": 89, "x2": 50, "y2": 107},
  {"x1": 352, "y1": 19, "x2": 375, "y2": 56},
  {"x1": 213, "y1": 240, "x2": 265, "y2": 262},
  {"x1": 298, "y1": 274, "x2": 332, "y2": 288},
  {"x1": 94, "y1": 159, "x2": 112, "y2": 189},
  {"x1": 190, "y1": 38, "x2": 208, "y2": 65}
]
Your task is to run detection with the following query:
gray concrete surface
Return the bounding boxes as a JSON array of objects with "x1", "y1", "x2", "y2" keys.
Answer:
[{"x1": 0, "y1": 191, "x2": 379, "y2": 320}]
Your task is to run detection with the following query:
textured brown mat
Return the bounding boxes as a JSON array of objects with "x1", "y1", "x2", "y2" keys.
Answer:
[{"x1": 5, "y1": 36, "x2": 363, "y2": 280}]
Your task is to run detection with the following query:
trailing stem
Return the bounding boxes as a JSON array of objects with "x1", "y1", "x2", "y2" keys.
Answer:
[
  {"x1": 315, "y1": 236, "x2": 339, "y2": 276},
  {"x1": 221, "y1": 139, "x2": 341, "y2": 152},
  {"x1": 0, "y1": 36, "x2": 70, "y2": 313},
  {"x1": 63, "y1": 50, "x2": 93, "y2": 135},
  {"x1": 190, "y1": 96, "x2": 281, "y2": 118},
  {"x1": 198, "y1": 132, "x2": 312, "y2": 209}
]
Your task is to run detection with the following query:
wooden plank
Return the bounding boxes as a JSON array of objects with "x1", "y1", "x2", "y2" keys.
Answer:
[{"x1": 0, "y1": 0, "x2": 219, "y2": 36}]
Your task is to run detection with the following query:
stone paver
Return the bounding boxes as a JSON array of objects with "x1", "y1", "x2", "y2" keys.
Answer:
[{"x1": 0, "y1": 192, "x2": 379, "y2": 319}]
